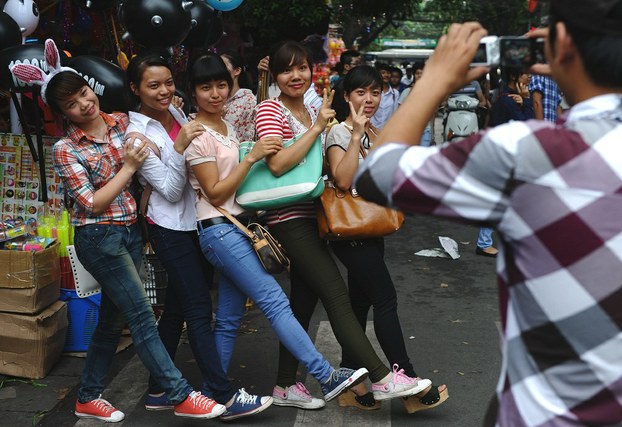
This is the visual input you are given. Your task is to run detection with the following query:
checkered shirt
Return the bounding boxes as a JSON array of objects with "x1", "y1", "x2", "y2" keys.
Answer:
[
  {"x1": 355, "y1": 94, "x2": 622, "y2": 427},
  {"x1": 53, "y1": 112, "x2": 136, "y2": 227},
  {"x1": 529, "y1": 75, "x2": 562, "y2": 122}
]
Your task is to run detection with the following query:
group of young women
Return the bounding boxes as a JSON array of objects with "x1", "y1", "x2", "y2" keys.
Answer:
[{"x1": 12, "y1": 38, "x2": 449, "y2": 423}]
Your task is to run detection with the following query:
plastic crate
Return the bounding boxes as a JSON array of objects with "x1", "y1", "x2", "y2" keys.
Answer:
[
  {"x1": 142, "y1": 253, "x2": 168, "y2": 311},
  {"x1": 59, "y1": 289, "x2": 101, "y2": 352}
]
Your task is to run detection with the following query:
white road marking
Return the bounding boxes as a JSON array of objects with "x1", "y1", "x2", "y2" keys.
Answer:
[{"x1": 293, "y1": 321, "x2": 392, "y2": 426}]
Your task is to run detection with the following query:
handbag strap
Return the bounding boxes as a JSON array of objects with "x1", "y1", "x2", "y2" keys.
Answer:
[{"x1": 214, "y1": 206, "x2": 258, "y2": 242}]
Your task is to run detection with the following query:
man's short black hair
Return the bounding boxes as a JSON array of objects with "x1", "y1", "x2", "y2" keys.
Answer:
[
  {"x1": 549, "y1": 16, "x2": 622, "y2": 89},
  {"x1": 340, "y1": 50, "x2": 361, "y2": 66}
]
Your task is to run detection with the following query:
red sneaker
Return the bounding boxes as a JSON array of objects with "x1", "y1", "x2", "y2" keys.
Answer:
[
  {"x1": 75, "y1": 396, "x2": 125, "y2": 422},
  {"x1": 174, "y1": 391, "x2": 226, "y2": 419}
]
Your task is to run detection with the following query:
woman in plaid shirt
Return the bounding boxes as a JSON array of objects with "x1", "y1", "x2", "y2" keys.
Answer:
[{"x1": 48, "y1": 69, "x2": 227, "y2": 421}]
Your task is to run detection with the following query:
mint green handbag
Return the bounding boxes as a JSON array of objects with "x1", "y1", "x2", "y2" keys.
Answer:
[{"x1": 235, "y1": 134, "x2": 324, "y2": 210}]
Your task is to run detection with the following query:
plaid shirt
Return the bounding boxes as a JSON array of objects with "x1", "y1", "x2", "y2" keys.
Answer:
[
  {"x1": 355, "y1": 94, "x2": 622, "y2": 427},
  {"x1": 529, "y1": 75, "x2": 562, "y2": 122},
  {"x1": 53, "y1": 112, "x2": 136, "y2": 227}
]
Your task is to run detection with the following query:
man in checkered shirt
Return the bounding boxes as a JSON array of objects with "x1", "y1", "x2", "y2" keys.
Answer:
[{"x1": 354, "y1": 0, "x2": 622, "y2": 426}]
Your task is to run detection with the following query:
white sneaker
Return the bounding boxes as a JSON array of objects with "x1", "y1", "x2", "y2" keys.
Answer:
[
  {"x1": 372, "y1": 364, "x2": 431, "y2": 401},
  {"x1": 272, "y1": 382, "x2": 326, "y2": 409}
]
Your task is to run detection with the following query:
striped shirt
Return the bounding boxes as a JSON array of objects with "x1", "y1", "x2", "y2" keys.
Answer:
[
  {"x1": 53, "y1": 112, "x2": 136, "y2": 227},
  {"x1": 355, "y1": 94, "x2": 622, "y2": 427},
  {"x1": 255, "y1": 98, "x2": 318, "y2": 225}
]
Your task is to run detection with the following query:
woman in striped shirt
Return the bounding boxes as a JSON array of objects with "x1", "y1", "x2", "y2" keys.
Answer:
[{"x1": 256, "y1": 41, "x2": 429, "y2": 409}]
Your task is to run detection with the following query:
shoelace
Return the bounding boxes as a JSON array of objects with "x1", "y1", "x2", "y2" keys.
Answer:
[
  {"x1": 91, "y1": 398, "x2": 116, "y2": 414},
  {"x1": 293, "y1": 382, "x2": 312, "y2": 398},
  {"x1": 327, "y1": 367, "x2": 351, "y2": 384},
  {"x1": 391, "y1": 364, "x2": 416, "y2": 385},
  {"x1": 236, "y1": 388, "x2": 258, "y2": 405},
  {"x1": 188, "y1": 392, "x2": 217, "y2": 411}
]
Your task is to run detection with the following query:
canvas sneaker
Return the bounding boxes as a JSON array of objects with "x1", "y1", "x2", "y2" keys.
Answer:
[
  {"x1": 174, "y1": 391, "x2": 226, "y2": 419},
  {"x1": 321, "y1": 367, "x2": 369, "y2": 401},
  {"x1": 75, "y1": 396, "x2": 125, "y2": 422},
  {"x1": 372, "y1": 364, "x2": 432, "y2": 401},
  {"x1": 272, "y1": 382, "x2": 326, "y2": 409},
  {"x1": 144, "y1": 393, "x2": 174, "y2": 411},
  {"x1": 220, "y1": 388, "x2": 273, "y2": 421}
]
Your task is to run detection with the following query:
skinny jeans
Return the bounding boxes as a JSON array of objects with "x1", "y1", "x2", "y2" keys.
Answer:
[
  {"x1": 197, "y1": 222, "x2": 333, "y2": 383},
  {"x1": 146, "y1": 223, "x2": 235, "y2": 404},
  {"x1": 270, "y1": 218, "x2": 389, "y2": 386},
  {"x1": 74, "y1": 223, "x2": 192, "y2": 404}
]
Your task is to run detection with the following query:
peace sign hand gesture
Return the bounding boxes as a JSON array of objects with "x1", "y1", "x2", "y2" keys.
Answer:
[
  {"x1": 349, "y1": 101, "x2": 369, "y2": 139},
  {"x1": 312, "y1": 88, "x2": 336, "y2": 132}
]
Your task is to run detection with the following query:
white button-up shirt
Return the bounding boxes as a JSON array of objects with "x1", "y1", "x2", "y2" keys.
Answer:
[
  {"x1": 127, "y1": 106, "x2": 197, "y2": 231},
  {"x1": 371, "y1": 86, "x2": 399, "y2": 129}
]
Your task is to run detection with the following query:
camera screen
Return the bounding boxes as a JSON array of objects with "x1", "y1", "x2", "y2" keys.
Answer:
[
  {"x1": 500, "y1": 38, "x2": 545, "y2": 69},
  {"x1": 473, "y1": 43, "x2": 488, "y2": 64}
]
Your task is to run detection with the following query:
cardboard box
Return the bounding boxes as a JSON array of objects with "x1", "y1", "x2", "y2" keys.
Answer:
[
  {"x1": 0, "y1": 301, "x2": 68, "y2": 379},
  {"x1": 0, "y1": 242, "x2": 61, "y2": 314}
]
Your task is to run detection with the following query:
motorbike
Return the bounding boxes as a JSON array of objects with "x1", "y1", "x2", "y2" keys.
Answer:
[{"x1": 443, "y1": 94, "x2": 480, "y2": 142}]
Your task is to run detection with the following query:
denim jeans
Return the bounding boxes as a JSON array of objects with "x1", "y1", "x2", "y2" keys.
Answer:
[
  {"x1": 146, "y1": 223, "x2": 235, "y2": 404},
  {"x1": 197, "y1": 222, "x2": 333, "y2": 383},
  {"x1": 420, "y1": 126, "x2": 433, "y2": 147},
  {"x1": 477, "y1": 227, "x2": 494, "y2": 249},
  {"x1": 74, "y1": 223, "x2": 192, "y2": 404}
]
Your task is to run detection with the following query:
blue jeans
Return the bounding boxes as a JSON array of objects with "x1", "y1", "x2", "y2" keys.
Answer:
[
  {"x1": 147, "y1": 223, "x2": 235, "y2": 404},
  {"x1": 198, "y1": 223, "x2": 333, "y2": 383},
  {"x1": 74, "y1": 223, "x2": 192, "y2": 404},
  {"x1": 420, "y1": 126, "x2": 432, "y2": 147},
  {"x1": 477, "y1": 227, "x2": 494, "y2": 249}
]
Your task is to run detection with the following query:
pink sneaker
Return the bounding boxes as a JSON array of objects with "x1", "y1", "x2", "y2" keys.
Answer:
[
  {"x1": 75, "y1": 396, "x2": 125, "y2": 422},
  {"x1": 272, "y1": 382, "x2": 325, "y2": 409},
  {"x1": 371, "y1": 364, "x2": 431, "y2": 401}
]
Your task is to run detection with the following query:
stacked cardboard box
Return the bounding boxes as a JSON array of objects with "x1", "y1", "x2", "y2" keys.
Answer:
[{"x1": 0, "y1": 243, "x2": 67, "y2": 379}]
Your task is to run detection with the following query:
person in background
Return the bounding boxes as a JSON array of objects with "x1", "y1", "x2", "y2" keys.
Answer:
[
  {"x1": 185, "y1": 52, "x2": 368, "y2": 410},
  {"x1": 398, "y1": 62, "x2": 433, "y2": 146},
  {"x1": 326, "y1": 64, "x2": 449, "y2": 412},
  {"x1": 221, "y1": 52, "x2": 257, "y2": 142},
  {"x1": 529, "y1": 74, "x2": 562, "y2": 121},
  {"x1": 256, "y1": 40, "x2": 429, "y2": 410},
  {"x1": 370, "y1": 63, "x2": 398, "y2": 130},
  {"x1": 332, "y1": 50, "x2": 363, "y2": 122},
  {"x1": 354, "y1": 0, "x2": 622, "y2": 423},
  {"x1": 16, "y1": 40, "x2": 225, "y2": 422},
  {"x1": 389, "y1": 66, "x2": 409, "y2": 93},
  {"x1": 401, "y1": 64, "x2": 414, "y2": 87},
  {"x1": 125, "y1": 52, "x2": 272, "y2": 421}
]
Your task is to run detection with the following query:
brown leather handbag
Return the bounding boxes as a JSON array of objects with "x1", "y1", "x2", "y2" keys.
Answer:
[{"x1": 316, "y1": 145, "x2": 404, "y2": 240}]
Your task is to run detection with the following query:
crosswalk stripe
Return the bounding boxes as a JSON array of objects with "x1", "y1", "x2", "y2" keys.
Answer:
[{"x1": 294, "y1": 321, "x2": 392, "y2": 426}]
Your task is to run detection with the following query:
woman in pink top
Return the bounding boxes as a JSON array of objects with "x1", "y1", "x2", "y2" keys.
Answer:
[
  {"x1": 221, "y1": 51, "x2": 256, "y2": 142},
  {"x1": 185, "y1": 53, "x2": 368, "y2": 407}
]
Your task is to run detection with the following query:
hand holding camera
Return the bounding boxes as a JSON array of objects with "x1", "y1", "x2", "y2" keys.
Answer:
[{"x1": 472, "y1": 35, "x2": 546, "y2": 70}]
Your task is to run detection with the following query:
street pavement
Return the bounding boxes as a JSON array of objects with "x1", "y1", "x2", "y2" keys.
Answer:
[{"x1": 1, "y1": 211, "x2": 502, "y2": 427}]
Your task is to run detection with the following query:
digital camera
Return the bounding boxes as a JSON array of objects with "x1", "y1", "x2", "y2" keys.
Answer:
[{"x1": 472, "y1": 36, "x2": 545, "y2": 70}]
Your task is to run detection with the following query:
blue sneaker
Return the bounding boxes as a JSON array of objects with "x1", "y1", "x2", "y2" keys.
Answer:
[
  {"x1": 321, "y1": 367, "x2": 369, "y2": 401},
  {"x1": 220, "y1": 389, "x2": 273, "y2": 421},
  {"x1": 145, "y1": 393, "x2": 174, "y2": 411}
]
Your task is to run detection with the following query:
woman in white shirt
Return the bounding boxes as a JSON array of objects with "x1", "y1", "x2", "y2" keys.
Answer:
[{"x1": 126, "y1": 53, "x2": 272, "y2": 421}]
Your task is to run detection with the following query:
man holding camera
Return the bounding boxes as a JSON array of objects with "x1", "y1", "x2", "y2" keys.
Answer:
[{"x1": 355, "y1": 0, "x2": 622, "y2": 425}]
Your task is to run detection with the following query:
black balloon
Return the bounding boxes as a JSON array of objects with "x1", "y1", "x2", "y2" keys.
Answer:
[
  {"x1": 0, "y1": 43, "x2": 68, "y2": 92},
  {"x1": 68, "y1": 56, "x2": 130, "y2": 113},
  {"x1": 0, "y1": 12, "x2": 22, "y2": 52},
  {"x1": 183, "y1": 1, "x2": 214, "y2": 48},
  {"x1": 120, "y1": 0, "x2": 192, "y2": 48},
  {"x1": 203, "y1": 11, "x2": 223, "y2": 49}
]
